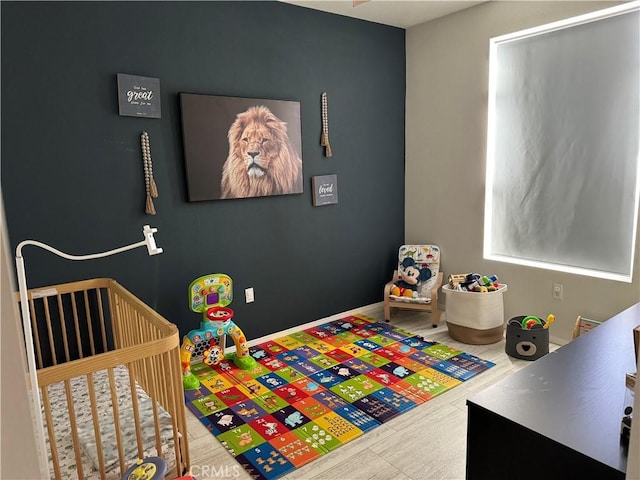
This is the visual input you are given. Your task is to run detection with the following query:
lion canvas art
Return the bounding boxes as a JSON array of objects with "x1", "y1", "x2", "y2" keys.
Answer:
[
  {"x1": 221, "y1": 106, "x2": 302, "y2": 199},
  {"x1": 180, "y1": 94, "x2": 303, "y2": 202}
]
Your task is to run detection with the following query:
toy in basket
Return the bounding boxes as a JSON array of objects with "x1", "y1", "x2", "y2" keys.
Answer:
[
  {"x1": 180, "y1": 274, "x2": 257, "y2": 390},
  {"x1": 448, "y1": 273, "x2": 500, "y2": 292}
]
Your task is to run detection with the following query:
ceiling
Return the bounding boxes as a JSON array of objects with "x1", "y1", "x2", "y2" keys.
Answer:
[{"x1": 281, "y1": 0, "x2": 486, "y2": 29}]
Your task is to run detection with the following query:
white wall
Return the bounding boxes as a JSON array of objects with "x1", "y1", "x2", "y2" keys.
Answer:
[
  {"x1": 628, "y1": 352, "x2": 640, "y2": 479},
  {"x1": 0, "y1": 193, "x2": 45, "y2": 479},
  {"x1": 406, "y1": 1, "x2": 639, "y2": 343}
]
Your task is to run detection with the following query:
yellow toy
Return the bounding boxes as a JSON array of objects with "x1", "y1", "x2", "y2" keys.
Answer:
[{"x1": 121, "y1": 457, "x2": 165, "y2": 480}]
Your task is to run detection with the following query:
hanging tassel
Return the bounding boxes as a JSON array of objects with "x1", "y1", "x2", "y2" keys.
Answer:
[
  {"x1": 145, "y1": 194, "x2": 156, "y2": 215},
  {"x1": 149, "y1": 176, "x2": 159, "y2": 198},
  {"x1": 141, "y1": 131, "x2": 158, "y2": 214},
  {"x1": 142, "y1": 131, "x2": 159, "y2": 198},
  {"x1": 321, "y1": 92, "x2": 333, "y2": 158},
  {"x1": 324, "y1": 138, "x2": 332, "y2": 158}
]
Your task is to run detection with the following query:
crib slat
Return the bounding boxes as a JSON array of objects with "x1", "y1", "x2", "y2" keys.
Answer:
[
  {"x1": 145, "y1": 355, "x2": 162, "y2": 455},
  {"x1": 130, "y1": 303, "x2": 139, "y2": 346},
  {"x1": 113, "y1": 293, "x2": 124, "y2": 350},
  {"x1": 156, "y1": 347, "x2": 168, "y2": 418},
  {"x1": 164, "y1": 349, "x2": 185, "y2": 474},
  {"x1": 155, "y1": 354, "x2": 168, "y2": 455},
  {"x1": 86, "y1": 372, "x2": 106, "y2": 479},
  {"x1": 142, "y1": 314, "x2": 152, "y2": 390},
  {"x1": 41, "y1": 386, "x2": 62, "y2": 480},
  {"x1": 118, "y1": 296, "x2": 132, "y2": 350},
  {"x1": 119, "y1": 303, "x2": 134, "y2": 396},
  {"x1": 43, "y1": 297, "x2": 58, "y2": 366},
  {"x1": 84, "y1": 289, "x2": 96, "y2": 356},
  {"x1": 174, "y1": 346, "x2": 190, "y2": 474},
  {"x1": 95, "y1": 288, "x2": 108, "y2": 353},
  {"x1": 127, "y1": 363, "x2": 144, "y2": 459},
  {"x1": 133, "y1": 312, "x2": 146, "y2": 386},
  {"x1": 108, "y1": 288, "x2": 123, "y2": 352},
  {"x1": 63, "y1": 379, "x2": 84, "y2": 480},
  {"x1": 71, "y1": 293, "x2": 84, "y2": 359},
  {"x1": 107, "y1": 367, "x2": 126, "y2": 475},
  {"x1": 29, "y1": 296, "x2": 44, "y2": 369},
  {"x1": 177, "y1": 348, "x2": 190, "y2": 473},
  {"x1": 56, "y1": 294, "x2": 71, "y2": 363}
]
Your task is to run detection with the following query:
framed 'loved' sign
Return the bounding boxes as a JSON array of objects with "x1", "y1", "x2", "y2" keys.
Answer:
[
  {"x1": 312, "y1": 174, "x2": 338, "y2": 206},
  {"x1": 117, "y1": 73, "x2": 161, "y2": 118}
]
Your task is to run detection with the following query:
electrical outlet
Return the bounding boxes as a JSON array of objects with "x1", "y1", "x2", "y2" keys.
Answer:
[
  {"x1": 552, "y1": 283, "x2": 563, "y2": 300},
  {"x1": 245, "y1": 287, "x2": 255, "y2": 303}
]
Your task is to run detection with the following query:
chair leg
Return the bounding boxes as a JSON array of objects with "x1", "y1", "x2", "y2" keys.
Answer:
[
  {"x1": 431, "y1": 305, "x2": 441, "y2": 328},
  {"x1": 384, "y1": 303, "x2": 398, "y2": 323}
]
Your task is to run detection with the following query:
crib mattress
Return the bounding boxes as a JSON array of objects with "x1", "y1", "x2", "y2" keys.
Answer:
[{"x1": 43, "y1": 365, "x2": 176, "y2": 479}]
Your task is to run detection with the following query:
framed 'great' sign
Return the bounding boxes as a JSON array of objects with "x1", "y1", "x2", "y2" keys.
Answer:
[{"x1": 117, "y1": 73, "x2": 161, "y2": 118}]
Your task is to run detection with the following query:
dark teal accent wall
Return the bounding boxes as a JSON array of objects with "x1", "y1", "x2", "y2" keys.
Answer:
[{"x1": 1, "y1": 1, "x2": 405, "y2": 340}]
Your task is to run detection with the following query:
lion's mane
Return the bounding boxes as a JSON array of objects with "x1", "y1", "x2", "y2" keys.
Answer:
[{"x1": 220, "y1": 105, "x2": 302, "y2": 199}]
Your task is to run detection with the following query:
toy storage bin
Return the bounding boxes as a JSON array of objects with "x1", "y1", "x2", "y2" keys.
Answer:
[
  {"x1": 442, "y1": 284, "x2": 508, "y2": 344},
  {"x1": 505, "y1": 316, "x2": 549, "y2": 360}
]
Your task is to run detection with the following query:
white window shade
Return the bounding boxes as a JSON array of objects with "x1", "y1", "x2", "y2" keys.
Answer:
[{"x1": 484, "y1": 2, "x2": 640, "y2": 282}]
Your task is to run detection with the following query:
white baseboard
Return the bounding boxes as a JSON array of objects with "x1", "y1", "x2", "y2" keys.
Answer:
[
  {"x1": 245, "y1": 301, "x2": 569, "y2": 348},
  {"x1": 550, "y1": 335, "x2": 569, "y2": 346},
  {"x1": 246, "y1": 302, "x2": 384, "y2": 347}
]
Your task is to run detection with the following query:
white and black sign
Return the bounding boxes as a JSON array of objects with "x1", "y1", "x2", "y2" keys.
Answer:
[
  {"x1": 117, "y1": 73, "x2": 161, "y2": 118},
  {"x1": 312, "y1": 174, "x2": 338, "y2": 206}
]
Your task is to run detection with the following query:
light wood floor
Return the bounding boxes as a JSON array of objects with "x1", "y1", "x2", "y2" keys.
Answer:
[{"x1": 185, "y1": 305, "x2": 558, "y2": 480}]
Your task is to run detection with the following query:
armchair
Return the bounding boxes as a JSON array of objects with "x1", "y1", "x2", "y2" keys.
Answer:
[{"x1": 383, "y1": 245, "x2": 443, "y2": 327}]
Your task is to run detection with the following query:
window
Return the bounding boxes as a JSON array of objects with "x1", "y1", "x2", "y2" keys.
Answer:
[{"x1": 484, "y1": 2, "x2": 640, "y2": 282}]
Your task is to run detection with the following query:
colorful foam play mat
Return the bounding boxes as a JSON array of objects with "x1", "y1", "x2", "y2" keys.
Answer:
[{"x1": 184, "y1": 314, "x2": 495, "y2": 480}]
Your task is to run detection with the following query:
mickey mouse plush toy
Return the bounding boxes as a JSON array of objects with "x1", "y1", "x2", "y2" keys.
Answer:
[{"x1": 391, "y1": 257, "x2": 432, "y2": 298}]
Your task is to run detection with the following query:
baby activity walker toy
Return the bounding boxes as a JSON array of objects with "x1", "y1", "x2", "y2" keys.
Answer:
[{"x1": 180, "y1": 274, "x2": 257, "y2": 390}]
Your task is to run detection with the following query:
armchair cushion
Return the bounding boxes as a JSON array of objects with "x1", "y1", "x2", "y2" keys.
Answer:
[{"x1": 389, "y1": 245, "x2": 440, "y2": 304}]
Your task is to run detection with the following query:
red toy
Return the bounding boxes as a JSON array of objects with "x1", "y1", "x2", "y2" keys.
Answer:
[
  {"x1": 521, "y1": 316, "x2": 543, "y2": 329},
  {"x1": 524, "y1": 318, "x2": 539, "y2": 329}
]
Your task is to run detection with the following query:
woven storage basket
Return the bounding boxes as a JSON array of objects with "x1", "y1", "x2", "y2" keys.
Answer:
[{"x1": 442, "y1": 283, "x2": 508, "y2": 344}]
